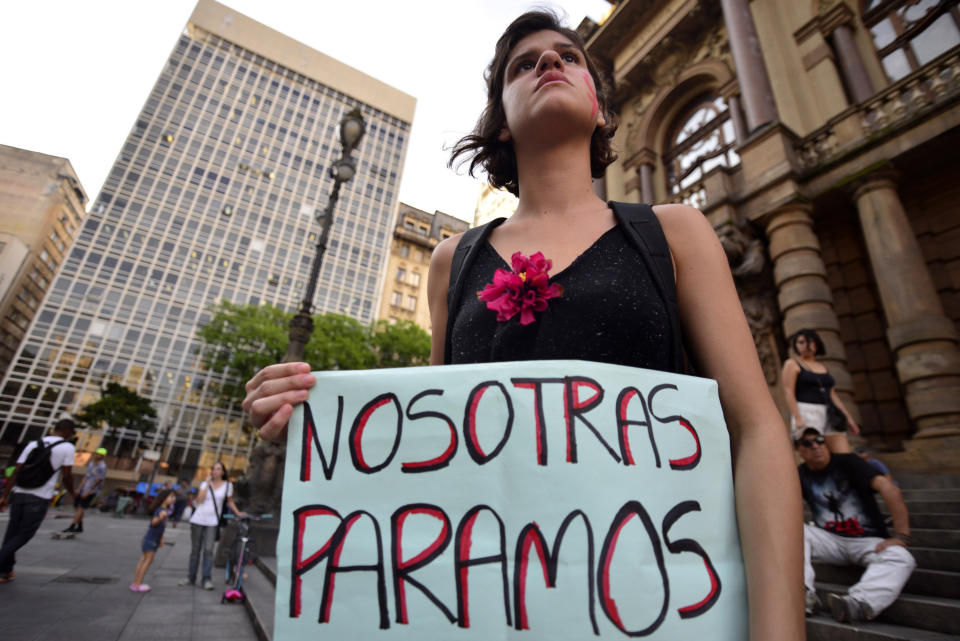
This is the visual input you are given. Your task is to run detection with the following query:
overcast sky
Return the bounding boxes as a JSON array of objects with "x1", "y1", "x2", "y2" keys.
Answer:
[{"x1": 0, "y1": 0, "x2": 611, "y2": 222}]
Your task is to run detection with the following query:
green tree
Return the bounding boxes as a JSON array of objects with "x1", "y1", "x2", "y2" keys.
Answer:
[
  {"x1": 74, "y1": 383, "x2": 158, "y2": 450},
  {"x1": 371, "y1": 319, "x2": 432, "y2": 368},
  {"x1": 197, "y1": 301, "x2": 431, "y2": 406}
]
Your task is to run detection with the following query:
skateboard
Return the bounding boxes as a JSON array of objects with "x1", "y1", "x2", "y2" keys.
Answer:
[{"x1": 51, "y1": 532, "x2": 77, "y2": 540}]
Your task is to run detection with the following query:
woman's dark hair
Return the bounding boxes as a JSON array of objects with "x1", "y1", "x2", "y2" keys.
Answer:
[
  {"x1": 148, "y1": 489, "x2": 174, "y2": 515},
  {"x1": 449, "y1": 10, "x2": 618, "y2": 196},
  {"x1": 791, "y1": 329, "x2": 826, "y2": 356}
]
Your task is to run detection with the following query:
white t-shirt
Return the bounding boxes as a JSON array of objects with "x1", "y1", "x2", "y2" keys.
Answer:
[
  {"x1": 189, "y1": 480, "x2": 232, "y2": 527},
  {"x1": 15, "y1": 436, "x2": 77, "y2": 500}
]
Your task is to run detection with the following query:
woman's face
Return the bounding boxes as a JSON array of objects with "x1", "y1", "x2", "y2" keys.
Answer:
[
  {"x1": 212, "y1": 463, "x2": 225, "y2": 480},
  {"x1": 499, "y1": 29, "x2": 604, "y2": 146},
  {"x1": 795, "y1": 335, "x2": 816, "y2": 357},
  {"x1": 163, "y1": 493, "x2": 176, "y2": 507}
]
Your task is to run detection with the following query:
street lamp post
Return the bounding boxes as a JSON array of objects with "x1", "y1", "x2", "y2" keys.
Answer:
[
  {"x1": 283, "y1": 107, "x2": 366, "y2": 362},
  {"x1": 247, "y1": 108, "x2": 365, "y2": 527}
]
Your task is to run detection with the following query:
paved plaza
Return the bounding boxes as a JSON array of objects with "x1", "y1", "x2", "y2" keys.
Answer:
[{"x1": 0, "y1": 508, "x2": 259, "y2": 641}]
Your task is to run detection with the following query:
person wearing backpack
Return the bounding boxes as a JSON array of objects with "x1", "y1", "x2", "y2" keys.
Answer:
[{"x1": 0, "y1": 418, "x2": 77, "y2": 583}]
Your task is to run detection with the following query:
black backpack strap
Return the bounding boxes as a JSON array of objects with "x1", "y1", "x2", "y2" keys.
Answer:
[
  {"x1": 608, "y1": 201, "x2": 687, "y2": 374},
  {"x1": 443, "y1": 218, "x2": 506, "y2": 365}
]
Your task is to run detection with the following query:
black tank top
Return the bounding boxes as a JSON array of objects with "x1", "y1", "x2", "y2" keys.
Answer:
[
  {"x1": 794, "y1": 364, "x2": 835, "y2": 404},
  {"x1": 448, "y1": 225, "x2": 677, "y2": 370}
]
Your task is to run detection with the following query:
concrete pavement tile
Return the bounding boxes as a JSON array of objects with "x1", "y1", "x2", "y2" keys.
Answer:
[
  {"x1": 0, "y1": 620, "x2": 44, "y2": 641},
  {"x1": 191, "y1": 621, "x2": 259, "y2": 638},
  {"x1": 33, "y1": 620, "x2": 126, "y2": 641},
  {"x1": 118, "y1": 622, "x2": 194, "y2": 640},
  {"x1": 1, "y1": 511, "x2": 264, "y2": 641}
]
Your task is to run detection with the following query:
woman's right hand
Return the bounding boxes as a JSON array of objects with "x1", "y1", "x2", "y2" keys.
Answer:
[{"x1": 242, "y1": 362, "x2": 316, "y2": 441}]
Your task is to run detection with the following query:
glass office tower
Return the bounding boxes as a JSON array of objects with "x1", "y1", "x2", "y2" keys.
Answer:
[{"x1": 0, "y1": 0, "x2": 415, "y2": 478}]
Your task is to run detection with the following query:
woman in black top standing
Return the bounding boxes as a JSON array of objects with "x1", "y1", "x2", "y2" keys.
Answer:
[
  {"x1": 243, "y1": 11, "x2": 803, "y2": 639},
  {"x1": 782, "y1": 329, "x2": 860, "y2": 453}
]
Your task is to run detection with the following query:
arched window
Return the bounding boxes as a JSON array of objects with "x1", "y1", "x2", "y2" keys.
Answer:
[
  {"x1": 662, "y1": 93, "x2": 740, "y2": 209},
  {"x1": 862, "y1": 0, "x2": 960, "y2": 83}
]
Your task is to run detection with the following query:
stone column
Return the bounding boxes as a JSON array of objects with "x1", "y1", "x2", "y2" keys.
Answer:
[
  {"x1": 640, "y1": 163, "x2": 655, "y2": 205},
  {"x1": 719, "y1": 0, "x2": 779, "y2": 130},
  {"x1": 853, "y1": 172, "x2": 960, "y2": 438},
  {"x1": 765, "y1": 203, "x2": 855, "y2": 404},
  {"x1": 727, "y1": 94, "x2": 748, "y2": 145},
  {"x1": 830, "y1": 23, "x2": 875, "y2": 104}
]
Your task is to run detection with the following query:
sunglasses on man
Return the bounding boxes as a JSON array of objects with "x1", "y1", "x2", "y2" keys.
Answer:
[{"x1": 797, "y1": 436, "x2": 826, "y2": 448}]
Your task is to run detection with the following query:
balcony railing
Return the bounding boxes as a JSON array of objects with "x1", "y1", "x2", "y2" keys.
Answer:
[{"x1": 796, "y1": 47, "x2": 960, "y2": 172}]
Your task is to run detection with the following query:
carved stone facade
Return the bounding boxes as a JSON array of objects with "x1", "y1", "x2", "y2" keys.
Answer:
[{"x1": 586, "y1": 0, "x2": 960, "y2": 470}]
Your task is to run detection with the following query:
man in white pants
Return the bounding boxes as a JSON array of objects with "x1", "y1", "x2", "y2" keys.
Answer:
[{"x1": 795, "y1": 426, "x2": 915, "y2": 623}]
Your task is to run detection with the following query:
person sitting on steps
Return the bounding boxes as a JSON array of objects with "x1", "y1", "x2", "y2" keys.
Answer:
[{"x1": 795, "y1": 425, "x2": 916, "y2": 622}]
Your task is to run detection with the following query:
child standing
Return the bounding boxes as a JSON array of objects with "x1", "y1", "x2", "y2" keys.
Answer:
[{"x1": 130, "y1": 489, "x2": 175, "y2": 593}]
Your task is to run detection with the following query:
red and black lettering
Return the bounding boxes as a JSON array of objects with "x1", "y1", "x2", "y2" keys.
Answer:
[
  {"x1": 300, "y1": 398, "x2": 344, "y2": 482},
  {"x1": 649, "y1": 384, "x2": 701, "y2": 471},
  {"x1": 615, "y1": 387, "x2": 659, "y2": 467},
  {"x1": 318, "y1": 510, "x2": 390, "y2": 628},
  {"x1": 511, "y1": 377, "x2": 564, "y2": 466},
  {"x1": 661, "y1": 501, "x2": 721, "y2": 619},
  {"x1": 597, "y1": 500, "x2": 670, "y2": 636},
  {"x1": 290, "y1": 505, "x2": 341, "y2": 618},
  {"x1": 563, "y1": 376, "x2": 620, "y2": 463},
  {"x1": 454, "y1": 505, "x2": 512, "y2": 628},
  {"x1": 512, "y1": 511, "x2": 598, "y2": 634},
  {"x1": 463, "y1": 381, "x2": 514, "y2": 465},
  {"x1": 402, "y1": 389, "x2": 458, "y2": 473},
  {"x1": 391, "y1": 504, "x2": 456, "y2": 624},
  {"x1": 349, "y1": 393, "x2": 403, "y2": 474}
]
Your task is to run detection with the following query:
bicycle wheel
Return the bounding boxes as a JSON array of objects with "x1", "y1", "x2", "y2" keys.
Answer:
[{"x1": 225, "y1": 540, "x2": 240, "y2": 585}]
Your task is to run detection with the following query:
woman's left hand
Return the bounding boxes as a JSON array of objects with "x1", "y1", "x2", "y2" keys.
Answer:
[{"x1": 847, "y1": 418, "x2": 860, "y2": 435}]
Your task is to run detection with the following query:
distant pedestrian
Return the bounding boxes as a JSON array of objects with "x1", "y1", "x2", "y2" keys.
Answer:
[
  {"x1": 170, "y1": 479, "x2": 190, "y2": 528},
  {"x1": 62, "y1": 447, "x2": 108, "y2": 535},
  {"x1": 0, "y1": 419, "x2": 78, "y2": 583},
  {"x1": 130, "y1": 489, "x2": 176, "y2": 593},
  {"x1": 178, "y1": 462, "x2": 246, "y2": 590}
]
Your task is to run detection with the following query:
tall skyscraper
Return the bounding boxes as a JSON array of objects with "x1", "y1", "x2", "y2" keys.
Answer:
[{"x1": 0, "y1": 0, "x2": 415, "y2": 478}]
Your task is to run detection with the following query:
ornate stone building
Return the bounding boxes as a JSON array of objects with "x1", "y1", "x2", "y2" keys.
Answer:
[
  {"x1": 473, "y1": 183, "x2": 519, "y2": 228},
  {"x1": 0, "y1": 145, "x2": 87, "y2": 379},
  {"x1": 584, "y1": 0, "x2": 960, "y2": 470},
  {"x1": 377, "y1": 203, "x2": 468, "y2": 332}
]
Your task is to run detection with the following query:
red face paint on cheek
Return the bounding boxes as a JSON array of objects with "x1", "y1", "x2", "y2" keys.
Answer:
[{"x1": 582, "y1": 72, "x2": 599, "y2": 119}]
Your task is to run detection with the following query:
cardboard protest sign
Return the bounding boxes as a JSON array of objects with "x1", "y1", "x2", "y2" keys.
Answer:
[{"x1": 276, "y1": 360, "x2": 747, "y2": 640}]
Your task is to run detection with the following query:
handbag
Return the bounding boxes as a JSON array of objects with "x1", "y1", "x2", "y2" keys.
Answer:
[{"x1": 211, "y1": 482, "x2": 226, "y2": 542}]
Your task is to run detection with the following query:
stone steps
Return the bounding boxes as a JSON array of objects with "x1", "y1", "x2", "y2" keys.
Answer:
[
  {"x1": 806, "y1": 616, "x2": 960, "y2": 641},
  {"x1": 911, "y1": 528, "x2": 960, "y2": 548},
  {"x1": 242, "y1": 556, "x2": 274, "y2": 641},
  {"x1": 813, "y1": 583, "x2": 960, "y2": 636},
  {"x1": 900, "y1": 488, "x2": 960, "y2": 501},
  {"x1": 911, "y1": 546, "x2": 960, "y2": 572},
  {"x1": 887, "y1": 499, "x2": 960, "y2": 514}
]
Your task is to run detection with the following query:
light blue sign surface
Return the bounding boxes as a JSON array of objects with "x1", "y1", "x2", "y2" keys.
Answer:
[{"x1": 276, "y1": 360, "x2": 747, "y2": 639}]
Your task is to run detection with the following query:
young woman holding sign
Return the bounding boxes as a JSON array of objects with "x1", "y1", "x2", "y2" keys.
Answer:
[{"x1": 243, "y1": 11, "x2": 803, "y2": 639}]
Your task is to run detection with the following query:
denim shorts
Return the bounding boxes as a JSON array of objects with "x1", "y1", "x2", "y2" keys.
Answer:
[{"x1": 142, "y1": 536, "x2": 160, "y2": 553}]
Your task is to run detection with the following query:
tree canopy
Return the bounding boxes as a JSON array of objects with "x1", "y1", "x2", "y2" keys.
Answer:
[
  {"x1": 196, "y1": 301, "x2": 431, "y2": 405},
  {"x1": 74, "y1": 382, "x2": 158, "y2": 437}
]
